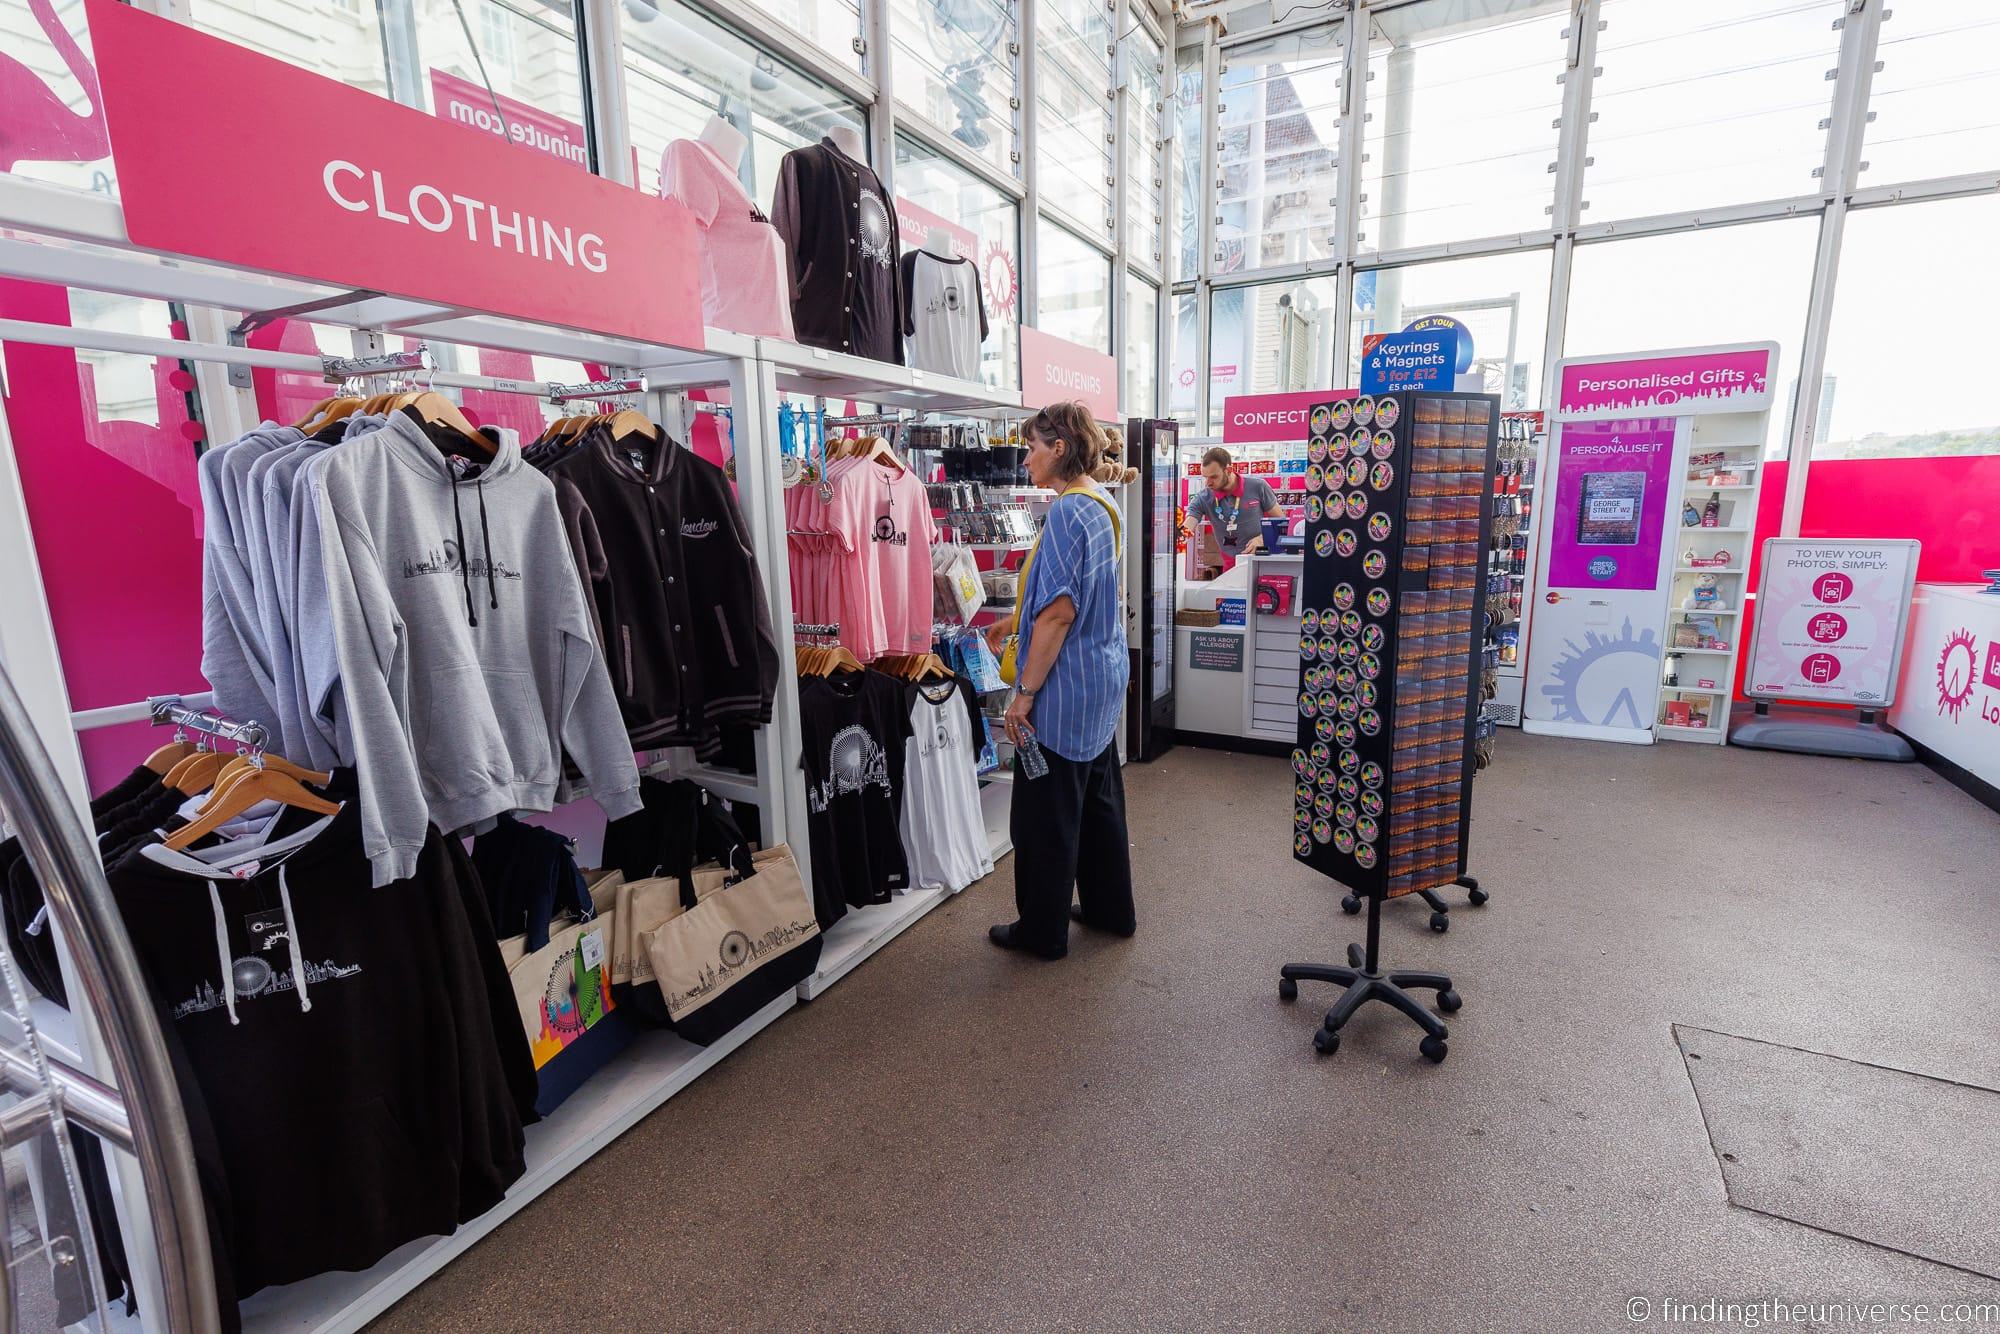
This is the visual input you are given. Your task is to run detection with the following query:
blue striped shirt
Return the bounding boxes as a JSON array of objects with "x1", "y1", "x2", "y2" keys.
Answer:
[{"x1": 1018, "y1": 486, "x2": 1127, "y2": 762}]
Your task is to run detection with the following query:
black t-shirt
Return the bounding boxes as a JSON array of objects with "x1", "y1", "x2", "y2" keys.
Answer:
[{"x1": 798, "y1": 671, "x2": 913, "y2": 927}]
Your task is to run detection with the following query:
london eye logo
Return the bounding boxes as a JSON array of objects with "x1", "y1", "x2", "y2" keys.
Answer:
[{"x1": 1936, "y1": 628, "x2": 1978, "y2": 721}]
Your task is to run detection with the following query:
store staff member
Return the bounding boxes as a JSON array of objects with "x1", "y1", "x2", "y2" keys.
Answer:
[{"x1": 1184, "y1": 446, "x2": 1285, "y2": 568}]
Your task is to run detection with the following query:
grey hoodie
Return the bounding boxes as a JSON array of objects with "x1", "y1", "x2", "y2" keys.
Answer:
[
  {"x1": 197, "y1": 423, "x2": 302, "y2": 727},
  {"x1": 300, "y1": 411, "x2": 642, "y2": 886}
]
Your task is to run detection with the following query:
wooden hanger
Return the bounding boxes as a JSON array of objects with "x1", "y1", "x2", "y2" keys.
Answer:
[
  {"x1": 863, "y1": 434, "x2": 905, "y2": 474},
  {"x1": 167, "y1": 747, "x2": 233, "y2": 796},
  {"x1": 162, "y1": 763, "x2": 341, "y2": 853},
  {"x1": 607, "y1": 408, "x2": 659, "y2": 444},
  {"x1": 403, "y1": 393, "x2": 493, "y2": 457},
  {"x1": 144, "y1": 736, "x2": 195, "y2": 774}
]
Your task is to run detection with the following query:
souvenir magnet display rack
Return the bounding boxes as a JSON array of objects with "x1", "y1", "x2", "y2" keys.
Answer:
[{"x1": 1278, "y1": 392, "x2": 1501, "y2": 1062}]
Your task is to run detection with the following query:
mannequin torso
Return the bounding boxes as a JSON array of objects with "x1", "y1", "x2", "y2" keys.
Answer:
[
  {"x1": 697, "y1": 115, "x2": 747, "y2": 172},
  {"x1": 826, "y1": 124, "x2": 866, "y2": 162},
  {"x1": 922, "y1": 230, "x2": 957, "y2": 261}
]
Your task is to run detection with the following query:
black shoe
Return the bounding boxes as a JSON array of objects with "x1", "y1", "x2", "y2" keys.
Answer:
[
  {"x1": 1069, "y1": 905, "x2": 1137, "y2": 938},
  {"x1": 988, "y1": 922, "x2": 1066, "y2": 960}
]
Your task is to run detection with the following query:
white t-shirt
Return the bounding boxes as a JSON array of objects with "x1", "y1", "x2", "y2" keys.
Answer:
[
  {"x1": 899, "y1": 680, "x2": 995, "y2": 893},
  {"x1": 900, "y1": 251, "x2": 989, "y2": 381}
]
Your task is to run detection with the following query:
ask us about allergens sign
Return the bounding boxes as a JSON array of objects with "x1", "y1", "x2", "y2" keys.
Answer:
[{"x1": 1744, "y1": 539, "x2": 1922, "y2": 706}]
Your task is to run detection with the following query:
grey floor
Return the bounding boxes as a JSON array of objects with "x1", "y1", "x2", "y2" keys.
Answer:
[{"x1": 371, "y1": 733, "x2": 2000, "y2": 1333}]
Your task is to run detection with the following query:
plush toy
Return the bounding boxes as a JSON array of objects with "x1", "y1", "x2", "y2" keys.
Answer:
[{"x1": 1092, "y1": 426, "x2": 1141, "y2": 487}]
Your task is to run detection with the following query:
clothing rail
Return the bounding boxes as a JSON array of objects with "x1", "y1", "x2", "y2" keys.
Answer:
[
  {"x1": 0, "y1": 318, "x2": 558, "y2": 397},
  {"x1": 144, "y1": 697, "x2": 267, "y2": 752},
  {"x1": 823, "y1": 413, "x2": 906, "y2": 428},
  {"x1": 0, "y1": 662, "x2": 218, "y2": 1332},
  {"x1": 71, "y1": 692, "x2": 216, "y2": 733},
  {"x1": 547, "y1": 376, "x2": 647, "y2": 403}
]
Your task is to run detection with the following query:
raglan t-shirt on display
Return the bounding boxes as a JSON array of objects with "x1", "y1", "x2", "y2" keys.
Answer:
[
  {"x1": 829, "y1": 460, "x2": 936, "y2": 660},
  {"x1": 899, "y1": 679, "x2": 995, "y2": 893},
  {"x1": 660, "y1": 138, "x2": 796, "y2": 341},
  {"x1": 797, "y1": 671, "x2": 912, "y2": 929},
  {"x1": 900, "y1": 250, "x2": 988, "y2": 381}
]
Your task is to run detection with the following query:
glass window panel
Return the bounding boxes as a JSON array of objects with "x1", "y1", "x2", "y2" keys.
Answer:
[
  {"x1": 622, "y1": 0, "x2": 865, "y2": 204},
  {"x1": 1169, "y1": 289, "x2": 1199, "y2": 425},
  {"x1": 1347, "y1": 249, "x2": 1552, "y2": 409},
  {"x1": 1860, "y1": 1, "x2": 2000, "y2": 186},
  {"x1": 1173, "y1": 43, "x2": 1204, "y2": 282},
  {"x1": 1584, "y1": 0, "x2": 1841, "y2": 222},
  {"x1": 1207, "y1": 275, "x2": 1336, "y2": 431},
  {"x1": 896, "y1": 133, "x2": 1022, "y2": 389},
  {"x1": 1814, "y1": 195, "x2": 2000, "y2": 459},
  {"x1": 1125, "y1": 275, "x2": 1159, "y2": 418},
  {"x1": 735, "y1": 0, "x2": 862, "y2": 73},
  {"x1": 1038, "y1": 219, "x2": 1112, "y2": 353},
  {"x1": 2, "y1": 0, "x2": 116, "y2": 196},
  {"x1": 891, "y1": 0, "x2": 1018, "y2": 174},
  {"x1": 1037, "y1": 53, "x2": 1116, "y2": 237},
  {"x1": 1125, "y1": 24, "x2": 1167, "y2": 270},
  {"x1": 1215, "y1": 23, "x2": 1345, "y2": 274},
  {"x1": 185, "y1": 0, "x2": 390, "y2": 97},
  {"x1": 413, "y1": 0, "x2": 587, "y2": 158},
  {"x1": 1566, "y1": 218, "x2": 1818, "y2": 459},
  {"x1": 1358, "y1": 0, "x2": 1564, "y2": 254}
]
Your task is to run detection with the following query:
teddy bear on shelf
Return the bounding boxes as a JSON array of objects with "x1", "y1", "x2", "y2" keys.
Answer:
[
  {"x1": 1682, "y1": 574, "x2": 1727, "y2": 611},
  {"x1": 1092, "y1": 426, "x2": 1141, "y2": 487}
]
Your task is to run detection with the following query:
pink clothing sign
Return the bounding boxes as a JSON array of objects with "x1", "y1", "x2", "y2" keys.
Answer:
[
  {"x1": 1021, "y1": 325, "x2": 1119, "y2": 423},
  {"x1": 1744, "y1": 539, "x2": 1920, "y2": 705},
  {"x1": 894, "y1": 197, "x2": 978, "y2": 263},
  {"x1": 1558, "y1": 347, "x2": 1773, "y2": 417},
  {"x1": 1545, "y1": 418, "x2": 1677, "y2": 591},
  {"x1": 1221, "y1": 390, "x2": 1356, "y2": 444},
  {"x1": 90, "y1": 0, "x2": 702, "y2": 352}
]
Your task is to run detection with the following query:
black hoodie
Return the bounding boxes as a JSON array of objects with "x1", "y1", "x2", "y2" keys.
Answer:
[{"x1": 105, "y1": 783, "x2": 531, "y2": 1312}]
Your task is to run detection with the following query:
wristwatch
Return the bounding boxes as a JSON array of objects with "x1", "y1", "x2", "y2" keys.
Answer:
[{"x1": 1017, "y1": 685, "x2": 1039, "y2": 699}]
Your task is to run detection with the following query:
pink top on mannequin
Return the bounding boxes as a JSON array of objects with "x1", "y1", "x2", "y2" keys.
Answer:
[{"x1": 659, "y1": 117, "x2": 796, "y2": 341}]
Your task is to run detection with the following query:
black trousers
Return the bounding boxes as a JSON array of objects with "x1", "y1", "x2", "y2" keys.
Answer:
[{"x1": 1010, "y1": 740, "x2": 1134, "y2": 955}]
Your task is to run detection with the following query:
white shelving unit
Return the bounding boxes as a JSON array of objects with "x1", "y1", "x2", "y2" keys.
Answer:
[
  {"x1": 1657, "y1": 417, "x2": 1772, "y2": 743},
  {"x1": 0, "y1": 168, "x2": 1028, "y2": 1332},
  {"x1": 1490, "y1": 414, "x2": 1546, "y2": 727}
]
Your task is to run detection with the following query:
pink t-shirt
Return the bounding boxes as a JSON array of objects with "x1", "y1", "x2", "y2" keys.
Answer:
[
  {"x1": 661, "y1": 139, "x2": 797, "y2": 341},
  {"x1": 828, "y1": 458, "x2": 935, "y2": 660}
]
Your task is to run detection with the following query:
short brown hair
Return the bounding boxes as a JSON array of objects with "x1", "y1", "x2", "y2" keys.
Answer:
[
  {"x1": 1201, "y1": 446, "x2": 1233, "y2": 469},
  {"x1": 1022, "y1": 401, "x2": 1107, "y2": 482}
]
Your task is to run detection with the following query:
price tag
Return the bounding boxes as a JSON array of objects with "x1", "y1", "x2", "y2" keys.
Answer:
[
  {"x1": 811, "y1": 348, "x2": 830, "y2": 362},
  {"x1": 579, "y1": 928, "x2": 605, "y2": 971}
]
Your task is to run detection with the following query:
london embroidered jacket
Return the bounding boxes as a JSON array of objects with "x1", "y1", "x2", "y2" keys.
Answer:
[
  {"x1": 546, "y1": 427, "x2": 780, "y2": 757},
  {"x1": 770, "y1": 137, "x2": 905, "y2": 364}
]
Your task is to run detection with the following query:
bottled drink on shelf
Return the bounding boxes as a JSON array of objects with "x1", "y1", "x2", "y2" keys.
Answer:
[{"x1": 1702, "y1": 492, "x2": 1720, "y2": 528}]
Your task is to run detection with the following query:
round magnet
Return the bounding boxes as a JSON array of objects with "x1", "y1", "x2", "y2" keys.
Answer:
[
  {"x1": 1368, "y1": 512, "x2": 1393, "y2": 542},
  {"x1": 1359, "y1": 708, "x2": 1382, "y2": 736},
  {"x1": 1353, "y1": 396, "x2": 1375, "y2": 426},
  {"x1": 1338, "y1": 748, "x2": 1361, "y2": 774},
  {"x1": 1366, "y1": 588, "x2": 1391, "y2": 617},
  {"x1": 1337, "y1": 774, "x2": 1359, "y2": 801},
  {"x1": 1362, "y1": 624, "x2": 1385, "y2": 652},
  {"x1": 1315, "y1": 715, "x2": 1337, "y2": 742},
  {"x1": 1345, "y1": 457, "x2": 1368, "y2": 488},
  {"x1": 1330, "y1": 400, "x2": 1353, "y2": 430},
  {"x1": 1355, "y1": 844, "x2": 1378, "y2": 868},
  {"x1": 1335, "y1": 528, "x2": 1360, "y2": 557},
  {"x1": 1311, "y1": 818, "x2": 1333, "y2": 846},
  {"x1": 1344, "y1": 491, "x2": 1369, "y2": 520},
  {"x1": 1371, "y1": 460, "x2": 1395, "y2": 491},
  {"x1": 1314, "y1": 529, "x2": 1334, "y2": 557},
  {"x1": 1374, "y1": 397, "x2": 1399, "y2": 428},
  {"x1": 1340, "y1": 609, "x2": 1363, "y2": 636},
  {"x1": 1360, "y1": 761, "x2": 1384, "y2": 788},
  {"x1": 1360, "y1": 790, "x2": 1384, "y2": 818},
  {"x1": 1356, "y1": 815, "x2": 1379, "y2": 843},
  {"x1": 1363, "y1": 551, "x2": 1388, "y2": 580},
  {"x1": 1334, "y1": 826, "x2": 1356, "y2": 854},
  {"x1": 1296, "y1": 832, "x2": 1314, "y2": 857},
  {"x1": 1336, "y1": 801, "x2": 1357, "y2": 828},
  {"x1": 1310, "y1": 404, "x2": 1332, "y2": 433},
  {"x1": 1359, "y1": 651, "x2": 1382, "y2": 680},
  {"x1": 1306, "y1": 496, "x2": 1324, "y2": 522},
  {"x1": 1332, "y1": 582, "x2": 1356, "y2": 611}
]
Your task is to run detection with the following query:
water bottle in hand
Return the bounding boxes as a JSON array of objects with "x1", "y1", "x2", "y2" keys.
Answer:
[{"x1": 1016, "y1": 726, "x2": 1049, "y2": 780}]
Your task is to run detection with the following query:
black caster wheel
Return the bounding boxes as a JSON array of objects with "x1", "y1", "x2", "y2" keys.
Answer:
[
  {"x1": 1429, "y1": 911, "x2": 1449, "y2": 933},
  {"x1": 1437, "y1": 989, "x2": 1462, "y2": 1014},
  {"x1": 1313, "y1": 1028, "x2": 1341, "y2": 1055},
  {"x1": 1279, "y1": 977, "x2": 1298, "y2": 1002},
  {"x1": 1468, "y1": 887, "x2": 1489, "y2": 907},
  {"x1": 1420, "y1": 1035, "x2": 1448, "y2": 1063},
  {"x1": 1346, "y1": 942, "x2": 1365, "y2": 969},
  {"x1": 1340, "y1": 894, "x2": 1361, "y2": 915}
]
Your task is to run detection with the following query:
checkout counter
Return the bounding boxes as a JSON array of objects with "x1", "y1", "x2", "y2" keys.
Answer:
[
  {"x1": 1890, "y1": 581, "x2": 2000, "y2": 800},
  {"x1": 1173, "y1": 552, "x2": 1305, "y2": 749}
]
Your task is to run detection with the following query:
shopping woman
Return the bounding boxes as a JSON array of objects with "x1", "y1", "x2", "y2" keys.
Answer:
[{"x1": 982, "y1": 401, "x2": 1136, "y2": 959}]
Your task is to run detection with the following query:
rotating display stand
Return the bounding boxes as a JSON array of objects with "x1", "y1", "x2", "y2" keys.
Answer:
[{"x1": 1278, "y1": 391, "x2": 1500, "y2": 1061}]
